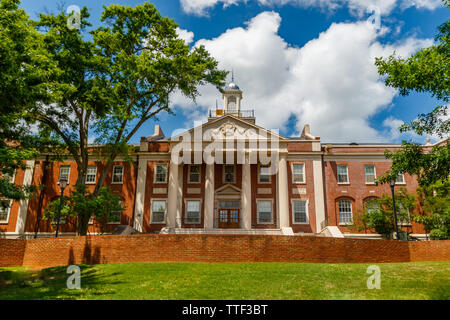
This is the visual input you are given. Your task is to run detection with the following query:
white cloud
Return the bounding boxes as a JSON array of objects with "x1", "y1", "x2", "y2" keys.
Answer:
[
  {"x1": 180, "y1": 0, "x2": 444, "y2": 16},
  {"x1": 171, "y1": 12, "x2": 433, "y2": 142},
  {"x1": 382, "y1": 116, "x2": 405, "y2": 140},
  {"x1": 400, "y1": 0, "x2": 444, "y2": 10},
  {"x1": 180, "y1": 0, "x2": 243, "y2": 16},
  {"x1": 176, "y1": 27, "x2": 195, "y2": 44}
]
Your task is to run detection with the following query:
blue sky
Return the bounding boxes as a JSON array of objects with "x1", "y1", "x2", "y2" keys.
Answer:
[{"x1": 19, "y1": 0, "x2": 448, "y2": 143}]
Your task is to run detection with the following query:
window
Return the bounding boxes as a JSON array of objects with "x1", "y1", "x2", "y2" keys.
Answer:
[
  {"x1": 223, "y1": 165, "x2": 235, "y2": 183},
  {"x1": 59, "y1": 166, "x2": 70, "y2": 183},
  {"x1": 292, "y1": 200, "x2": 308, "y2": 224},
  {"x1": 88, "y1": 216, "x2": 94, "y2": 224},
  {"x1": 257, "y1": 200, "x2": 273, "y2": 224},
  {"x1": 398, "y1": 203, "x2": 411, "y2": 225},
  {"x1": 0, "y1": 199, "x2": 12, "y2": 223},
  {"x1": 259, "y1": 165, "x2": 271, "y2": 183},
  {"x1": 188, "y1": 165, "x2": 201, "y2": 183},
  {"x1": 112, "y1": 165, "x2": 123, "y2": 183},
  {"x1": 85, "y1": 166, "x2": 97, "y2": 184},
  {"x1": 1, "y1": 170, "x2": 15, "y2": 184},
  {"x1": 364, "y1": 165, "x2": 376, "y2": 184},
  {"x1": 151, "y1": 200, "x2": 167, "y2": 224},
  {"x1": 52, "y1": 212, "x2": 67, "y2": 225},
  {"x1": 108, "y1": 200, "x2": 122, "y2": 224},
  {"x1": 365, "y1": 200, "x2": 379, "y2": 214},
  {"x1": 292, "y1": 164, "x2": 305, "y2": 183},
  {"x1": 338, "y1": 200, "x2": 353, "y2": 224},
  {"x1": 337, "y1": 165, "x2": 349, "y2": 183},
  {"x1": 185, "y1": 200, "x2": 201, "y2": 224},
  {"x1": 395, "y1": 173, "x2": 405, "y2": 184},
  {"x1": 155, "y1": 164, "x2": 167, "y2": 183}
]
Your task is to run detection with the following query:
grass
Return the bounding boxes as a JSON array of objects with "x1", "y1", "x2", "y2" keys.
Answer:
[{"x1": 0, "y1": 261, "x2": 449, "y2": 300}]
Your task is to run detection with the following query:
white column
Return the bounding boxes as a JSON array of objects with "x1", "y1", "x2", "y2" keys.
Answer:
[
  {"x1": 167, "y1": 160, "x2": 179, "y2": 228},
  {"x1": 241, "y1": 155, "x2": 252, "y2": 229},
  {"x1": 204, "y1": 163, "x2": 214, "y2": 229},
  {"x1": 15, "y1": 160, "x2": 35, "y2": 235},
  {"x1": 133, "y1": 158, "x2": 147, "y2": 232},
  {"x1": 277, "y1": 155, "x2": 290, "y2": 228},
  {"x1": 176, "y1": 164, "x2": 183, "y2": 228},
  {"x1": 313, "y1": 159, "x2": 326, "y2": 233}
]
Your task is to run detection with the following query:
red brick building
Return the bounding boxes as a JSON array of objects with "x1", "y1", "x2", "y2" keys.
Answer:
[{"x1": 0, "y1": 82, "x2": 440, "y2": 239}]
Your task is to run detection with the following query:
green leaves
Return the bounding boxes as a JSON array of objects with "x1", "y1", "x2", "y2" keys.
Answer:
[
  {"x1": 415, "y1": 180, "x2": 450, "y2": 240},
  {"x1": 44, "y1": 184, "x2": 123, "y2": 235},
  {"x1": 375, "y1": 7, "x2": 449, "y2": 140},
  {"x1": 353, "y1": 189, "x2": 416, "y2": 239},
  {"x1": 378, "y1": 141, "x2": 449, "y2": 187}
]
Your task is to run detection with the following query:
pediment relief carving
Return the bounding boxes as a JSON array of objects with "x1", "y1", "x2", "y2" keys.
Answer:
[{"x1": 204, "y1": 121, "x2": 258, "y2": 140}]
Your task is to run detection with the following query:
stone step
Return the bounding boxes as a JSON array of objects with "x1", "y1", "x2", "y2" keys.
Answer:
[{"x1": 164, "y1": 228, "x2": 286, "y2": 235}]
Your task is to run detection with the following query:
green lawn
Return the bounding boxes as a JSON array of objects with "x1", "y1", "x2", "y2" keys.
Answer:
[{"x1": 1, "y1": 261, "x2": 449, "y2": 300}]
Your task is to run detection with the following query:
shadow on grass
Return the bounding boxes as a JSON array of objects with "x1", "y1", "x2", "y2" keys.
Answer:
[
  {"x1": 0, "y1": 265, "x2": 124, "y2": 300},
  {"x1": 427, "y1": 283, "x2": 450, "y2": 300}
]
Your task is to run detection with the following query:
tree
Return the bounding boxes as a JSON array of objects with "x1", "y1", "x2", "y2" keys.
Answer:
[
  {"x1": 353, "y1": 189, "x2": 416, "y2": 239},
  {"x1": 43, "y1": 185, "x2": 123, "y2": 235},
  {"x1": 415, "y1": 180, "x2": 450, "y2": 239},
  {"x1": 13, "y1": 2, "x2": 226, "y2": 234},
  {"x1": 0, "y1": 0, "x2": 57, "y2": 203},
  {"x1": 375, "y1": 1, "x2": 449, "y2": 186}
]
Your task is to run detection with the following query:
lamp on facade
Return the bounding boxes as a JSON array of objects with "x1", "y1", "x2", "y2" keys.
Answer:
[
  {"x1": 55, "y1": 178, "x2": 68, "y2": 238},
  {"x1": 389, "y1": 179, "x2": 400, "y2": 241}
]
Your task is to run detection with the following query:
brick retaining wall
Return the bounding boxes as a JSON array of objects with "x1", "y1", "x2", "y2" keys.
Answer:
[
  {"x1": 0, "y1": 235, "x2": 449, "y2": 268},
  {"x1": 0, "y1": 239, "x2": 26, "y2": 267}
]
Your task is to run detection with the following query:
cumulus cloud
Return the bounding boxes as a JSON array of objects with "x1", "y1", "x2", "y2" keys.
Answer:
[
  {"x1": 400, "y1": 0, "x2": 444, "y2": 10},
  {"x1": 176, "y1": 27, "x2": 195, "y2": 44},
  {"x1": 180, "y1": 0, "x2": 443, "y2": 16},
  {"x1": 180, "y1": 0, "x2": 243, "y2": 16},
  {"x1": 382, "y1": 117, "x2": 405, "y2": 140},
  {"x1": 171, "y1": 11, "x2": 433, "y2": 142}
]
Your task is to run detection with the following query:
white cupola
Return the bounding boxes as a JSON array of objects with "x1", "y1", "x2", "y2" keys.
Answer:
[{"x1": 222, "y1": 72, "x2": 243, "y2": 115}]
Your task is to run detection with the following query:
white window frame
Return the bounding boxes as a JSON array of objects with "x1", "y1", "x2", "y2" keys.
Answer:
[
  {"x1": 338, "y1": 199, "x2": 353, "y2": 225},
  {"x1": 185, "y1": 199, "x2": 202, "y2": 224},
  {"x1": 258, "y1": 164, "x2": 272, "y2": 184},
  {"x1": 0, "y1": 199, "x2": 12, "y2": 224},
  {"x1": 112, "y1": 165, "x2": 124, "y2": 184},
  {"x1": 365, "y1": 199, "x2": 380, "y2": 214},
  {"x1": 154, "y1": 164, "x2": 168, "y2": 184},
  {"x1": 292, "y1": 199, "x2": 309, "y2": 224},
  {"x1": 223, "y1": 165, "x2": 236, "y2": 184},
  {"x1": 256, "y1": 199, "x2": 274, "y2": 224},
  {"x1": 398, "y1": 203, "x2": 412, "y2": 226},
  {"x1": 1, "y1": 170, "x2": 16, "y2": 184},
  {"x1": 337, "y1": 165, "x2": 349, "y2": 184},
  {"x1": 58, "y1": 165, "x2": 70, "y2": 184},
  {"x1": 151, "y1": 199, "x2": 167, "y2": 224},
  {"x1": 188, "y1": 165, "x2": 201, "y2": 184},
  {"x1": 395, "y1": 173, "x2": 406, "y2": 185},
  {"x1": 51, "y1": 212, "x2": 67, "y2": 225},
  {"x1": 85, "y1": 166, "x2": 97, "y2": 184},
  {"x1": 108, "y1": 200, "x2": 122, "y2": 224},
  {"x1": 88, "y1": 215, "x2": 94, "y2": 225},
  {"x1": 291, "y1": 163, "x2": 306, "y2": 184},
  {"x1": 364, "y1": 165, "x2": 376, "y2": 185}
]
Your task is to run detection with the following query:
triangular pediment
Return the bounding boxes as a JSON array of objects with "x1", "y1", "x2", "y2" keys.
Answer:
[
  {"x1": 170, "y1": 115, "x2": 287, "y2": 142},
  {"x1": 215, "y1": 183, "x2": 241, "y2": 195}
]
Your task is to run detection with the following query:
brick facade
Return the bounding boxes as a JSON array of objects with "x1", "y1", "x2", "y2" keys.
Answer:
[{"x1": 0, "y1": 111, "x2": 446, "y2": 239}]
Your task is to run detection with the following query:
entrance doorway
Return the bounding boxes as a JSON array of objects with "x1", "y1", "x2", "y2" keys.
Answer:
[{"x1": 218, "y1": 201, "x2": 240, "y2": 229}]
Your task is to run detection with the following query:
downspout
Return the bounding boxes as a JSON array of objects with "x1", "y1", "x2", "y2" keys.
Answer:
[
  {"x1": 131, "y1": 154, "x2": 139, "y2": 228},
  {"x1": 34, "y1": 155, "x2": 49, "y2": 239},
  {"x1": 321, "y1": 151, "x2": 328, "y2": 229}
]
